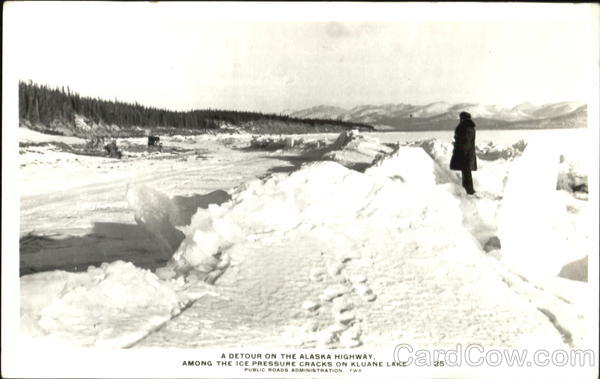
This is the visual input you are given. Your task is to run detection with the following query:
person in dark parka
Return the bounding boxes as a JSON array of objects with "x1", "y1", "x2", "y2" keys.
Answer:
[{"x1": 450, "y1": 111, "x2": 477, "y2": 195}]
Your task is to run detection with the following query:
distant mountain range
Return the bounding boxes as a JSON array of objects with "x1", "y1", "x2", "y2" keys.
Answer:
[{"x1": 283, "y1": 101, "x2": 587, "y2": 131}]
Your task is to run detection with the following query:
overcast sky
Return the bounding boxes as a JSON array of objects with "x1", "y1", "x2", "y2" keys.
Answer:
[{"x1": 4, "y1": 2, "x2": 598, "y2": 113}]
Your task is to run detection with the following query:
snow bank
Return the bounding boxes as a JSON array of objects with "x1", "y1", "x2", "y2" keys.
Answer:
[
  {"x1": 248, "y1": 135, "x2": 332, "y2": 152},
  {"x1": 497, "y1": 137, "x2": 576, "y2": 279},
  {"x1": 410, "y1": 138, "x2": 527, "y2": 167},
  {"x1": 149, "y1": 132, "x2": 517, "y2": 281},
  {"x1": 321, "y1": 130, "x2": 394, "y2": 169},
  {"x1": 412, "y1": 139, "x2": 453, "y2": 167},
  {"x1": 20, "y1": 261, "x2": 191, "y2": 348},
  {"x1": 137, "y1": 139, "x2": 570, "y2": 349},
  {"x1": 19, "y1": 127, "x2": 85, "y2": 145},
  {"x1": 20, "y1": 130, "x2": 589, "y2": 349},
  {"x1": 365, "y1": 145, "x2": 453, "y2": 186},
  {"x1": 249, "y1": 135, "x2": 303, "y2": 150},
  {"x1": 72, "y1": 114, "x2": 121, "y2": 137},
  {"x1": 156, "y1": 145, "x2": 468, "y2": 281},
  {"x1": 404, "y1": 138, "x2": 511, "y2": 196}
]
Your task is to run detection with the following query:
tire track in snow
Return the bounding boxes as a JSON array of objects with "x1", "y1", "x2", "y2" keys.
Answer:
[
  {"x1": 456, "y1": 191, "x2": 586, "y2": 348},
  {"x1": 486, "y1": 257, "x2": 584, "y2": 348},
  {"x1": 123, "y1": 298, "x2": 197, "y2": 349}
]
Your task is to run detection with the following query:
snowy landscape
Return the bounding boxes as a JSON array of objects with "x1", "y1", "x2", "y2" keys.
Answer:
[{"x1": 18, "y1": 126, "x2": 593, "y2": 351}]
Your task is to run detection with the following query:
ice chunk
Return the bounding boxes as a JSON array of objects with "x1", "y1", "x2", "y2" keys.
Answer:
[
  {"x1": 497, "y1": 137, "x2": 572, "y2": 279},
  {"x1": 126, "y1": 184, "x2": 185, "y2": 254},
  {"x1": 414, "y1": 139, "x2": 453, "y2": 168},
  {"x1": 169, "y1": 230, "x2": 223, "y2": 275},
  {"x1": 322, "y1": 130, "x2": 394, "y2": 169},
  {"x1": 557, "y1": 158, "x2": 588, "y2": 194},
  {"x1": 20, "y1": 261, "x2": 184, "y2": 348}
]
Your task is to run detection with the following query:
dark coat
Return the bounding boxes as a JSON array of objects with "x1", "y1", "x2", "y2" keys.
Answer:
[{"x1": 450, "y1": 119, "x2": 477, "y2": 171}]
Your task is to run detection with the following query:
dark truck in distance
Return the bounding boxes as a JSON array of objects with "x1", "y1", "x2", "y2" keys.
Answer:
[{"x1": 148, "y1": 135, "x2": 163, "y2": 152}]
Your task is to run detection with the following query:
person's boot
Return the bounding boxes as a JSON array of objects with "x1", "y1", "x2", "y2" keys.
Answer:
[{"x1": 462, "y1": 170, "x2": 475, "y2": 195}]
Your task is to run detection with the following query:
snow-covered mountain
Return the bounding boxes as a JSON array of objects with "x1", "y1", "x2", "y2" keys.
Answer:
[
  {"x1": 527, "y1": 101, "x2": 586, "y2": 119},
  {"x1": 284, "y1": 105, "x2": 348, "y2": 120},
  {"x1": 284, "y1": 101, "x2": 587, "y2": 130}
]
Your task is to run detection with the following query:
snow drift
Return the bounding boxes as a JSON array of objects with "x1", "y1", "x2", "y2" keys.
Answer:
[
  {"x1": 321, "y1": 130, "x2": 394, "y2": 169},
  {"x1": 20, "y1": 261, "x2": 199, "y2": 348},
  {"x1": 497, "y1": 136, "x2": 588, "y2": 279},
  {"x1": 19, "y1": 130, "x2": 590, "y2": 349},
  {"x1": 136, "y1": 142, "x2": 573, "y2": 349},
  {"x1": 155, "y1": 146, "x2": 458, "y2": 283},
  {"x1": 366, "y1": 145, "x2": 453, "y2": 186}
]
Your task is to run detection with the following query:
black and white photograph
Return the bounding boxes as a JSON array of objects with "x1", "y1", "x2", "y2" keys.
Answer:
[{"x1": 2, "y1": 2, "x2": 599, "y2": 378}]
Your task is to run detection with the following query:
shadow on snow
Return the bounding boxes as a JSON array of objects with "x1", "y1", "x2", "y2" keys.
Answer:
[{"x1": 20, "y1": 190, "x2": 231, "y2": 276}]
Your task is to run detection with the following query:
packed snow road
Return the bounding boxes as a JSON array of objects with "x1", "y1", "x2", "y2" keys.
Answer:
[{"x1": 18, "y1": 129, "x2": 594, "y2": 351}]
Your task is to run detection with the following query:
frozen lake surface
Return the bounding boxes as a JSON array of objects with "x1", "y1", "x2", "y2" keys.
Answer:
[
  {"x1": 373, "y1": 128, "x2": 589, "y2": 145},
  {"x1": 282, "y1": 128, "x2": 589, "y2": 146}
]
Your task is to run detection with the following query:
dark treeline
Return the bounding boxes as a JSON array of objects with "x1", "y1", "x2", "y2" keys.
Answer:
[{"x1": 18, "y1": 81, "x2": 373, "y2": 131}]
